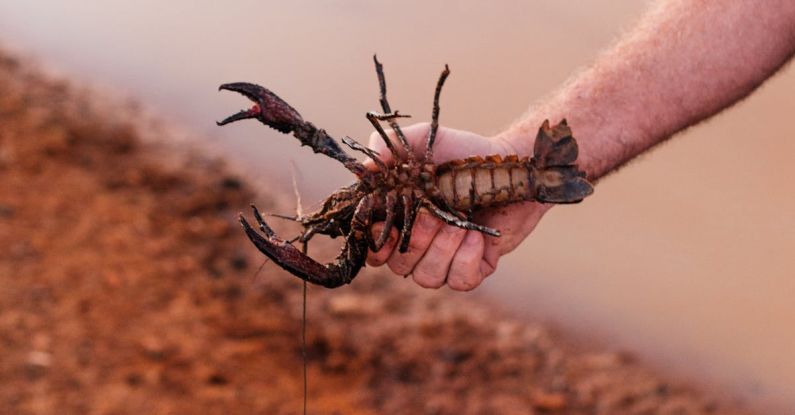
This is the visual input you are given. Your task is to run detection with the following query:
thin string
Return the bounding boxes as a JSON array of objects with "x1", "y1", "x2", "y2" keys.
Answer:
[
  {"x1": 250, "y1": 259, "x2": 269, "y2": 284},
  {"x1": 301, "y1": 241, "x2": 308, "y2": 415}
]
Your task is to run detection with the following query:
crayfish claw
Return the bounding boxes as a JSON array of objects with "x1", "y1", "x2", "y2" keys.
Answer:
[
  {"x1": 216, "y1": 108, "x2": 259, "y2": 126},
  {"x1": 249, "y1": 204, "x2": 276, "y2": 236},
  {"x1": 217, "y1": 82, "x2": 304, "y2": 133},
  {"x1": 239, "y1": 206, "x2": 363, "y2": 288}
]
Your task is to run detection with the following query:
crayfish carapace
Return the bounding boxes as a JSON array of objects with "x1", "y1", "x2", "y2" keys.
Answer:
[{"x1": 217, "y1": 56, "x2": 593, "y2": 288}]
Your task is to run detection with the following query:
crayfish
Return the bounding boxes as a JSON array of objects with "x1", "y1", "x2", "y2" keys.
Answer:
[{"x1": 217, "y1": 57, "x2": 593, "y2": 288}]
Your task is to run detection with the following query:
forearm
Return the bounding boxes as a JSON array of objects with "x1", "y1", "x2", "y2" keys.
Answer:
[{"x1": 498, "y1": 0, "x2": 795, "y2": 180}]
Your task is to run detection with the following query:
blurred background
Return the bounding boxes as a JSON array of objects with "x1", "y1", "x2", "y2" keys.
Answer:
[{"x1": 1, "y1": 0, "x2": 793, "y2": 410}]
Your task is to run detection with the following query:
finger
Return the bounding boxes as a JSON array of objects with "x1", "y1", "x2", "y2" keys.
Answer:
[
  {"x1": 447, "y1": 231, "x2": 485, "y2": 291},
  {"x1": 480, "y1": 248, "x2": 499, "y2": 279},
  {"x1": 386, "y1": 211, "x2": 442, "y2": 276},
  {"x1": 367, "y1": 223, "x2": 397, "y2": 266},
  {"x1": 367, "y1": 130, "x2": 390, "y2": 154},
  {"x1": 366, "y1": 123, "x2": 430, "y2": 166},
  {"x1": 411, "y1": 225, "x2": 467, "y2": 289}
]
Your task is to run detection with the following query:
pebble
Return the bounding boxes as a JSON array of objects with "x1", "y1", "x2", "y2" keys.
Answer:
[
  {"x1": 26, "y1": 351, "x2": 52, "y2": 367},
  {"x1": 327, "y1": 293, "x2": 381, "y2": 316},
  {"x1": 531, "y1": 390, "x2": 567, "y2": 411}
]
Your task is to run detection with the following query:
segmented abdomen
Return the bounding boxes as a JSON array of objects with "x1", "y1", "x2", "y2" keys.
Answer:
[{"x1": 435, "y1": 155, "x2": 533, "y2": 212}]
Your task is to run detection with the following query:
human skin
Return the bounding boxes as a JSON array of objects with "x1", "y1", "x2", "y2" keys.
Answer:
[{"x1": 366, "y1": 0, "x2": 795, "y2": 291}]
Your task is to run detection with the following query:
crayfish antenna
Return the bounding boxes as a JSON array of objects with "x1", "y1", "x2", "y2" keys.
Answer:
[
  {"x1": 262, "y1": 162, "x2": 304, "y2": 222},
  {"x1": 250, "y1": 258, "x2": 271, "y2": 285},
  {"x1": 266, "y1": 213, "x2": 299, "y2": 221},
  {"x1": 290, "y1": 160, "x2": 304, "y2": 219},
  {"x1": 258, "y1": 163, "x2": 304, "y2": 224}
]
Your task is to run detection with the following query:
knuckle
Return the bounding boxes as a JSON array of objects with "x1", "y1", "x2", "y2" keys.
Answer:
[
  {"x1": 377, "y1": 246, "x2": 394, "y2": 262},
  {"x1": 407, "y1": 236, "x2": 428, "y2": 252},
  {"x1": 387, "y1": 261, "x2": 410, "y2": 277},
  {"x1": 412, "y1": 239, "x2": 457, "y2": 287},
  {"x1": 422, "y1": 248, "x2": 451, "y2": 272},
  {"x1": 447, "y1": 272, "x2": 479, "y2": 292},
  {"x1": 446, "y1": 236, "x2": 484, "y2": 291},
  {"x1": 412, "y1": 270, "x2": 444, "y2": 289},
  {"x1": 435, "y1": 226, "x2": 466, "y2": 251},
  {"x1": 407, "y1": 217, "x2": 440, "y2": 251},
  {"x1": 387, "y1": 255, "x2": 414, "y2": 276},
  {"x1": 366, "y1": 255, "x2": 380, "y2": 266},
  {"x1": 367, "y1": 249, "x2": 389, "y2": 266}
]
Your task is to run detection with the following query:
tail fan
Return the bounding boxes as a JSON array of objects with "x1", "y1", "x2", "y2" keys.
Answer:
[{"x1": 531, "y1": 119, "x2": 594, "y2": 203}]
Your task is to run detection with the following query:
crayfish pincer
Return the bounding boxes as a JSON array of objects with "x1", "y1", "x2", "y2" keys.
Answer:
[{"x1": 217, "y1": 56, "x2": 593, "y2": 288}]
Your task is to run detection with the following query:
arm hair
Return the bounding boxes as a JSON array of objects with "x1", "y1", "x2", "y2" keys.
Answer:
[{"x1": 499, "y1": 0, "x2": 795, "y2": 180}]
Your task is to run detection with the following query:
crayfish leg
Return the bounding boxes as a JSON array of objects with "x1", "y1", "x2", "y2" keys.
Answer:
[
  {"x1": 366, "y1": 111, "x2": 408, "y2": 161},
  {"x1": 373, "y1": 56, "x2": 414, "y2": 162},
  {"x1": 397, "y1": 194, "x2": 420, "y2": 253},
  {"x1": 372, "y1": 190, "x2": 398, "y2": 251},
  {"x1": 421, "y1": 200, "x2": 501, "y2": 237}
]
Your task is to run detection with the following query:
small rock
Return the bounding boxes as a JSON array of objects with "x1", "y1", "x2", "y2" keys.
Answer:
[
  {"x1": 139, "y1": 335, "x2": 172, "y2": 360},
  {"x1": 327, "y1": 294, "x2": 380, "y2": 316},
  {"x1": 531, "y1": 390, "x2": 567, "y2": 411},
  {"x1": 27, "y1": 351, "x2": 52, "y2": 368},
  {"x1": 206, "y1": 372, "x2": 229, "y2": 386}
]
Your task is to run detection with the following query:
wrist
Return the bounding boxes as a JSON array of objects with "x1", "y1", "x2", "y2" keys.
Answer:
[
  {"x1": 494, "y1": 114, "x2": 604, "y2": 182},
  {"x1": 491, "y1": 125, "x2": 536, "y2": 160}
]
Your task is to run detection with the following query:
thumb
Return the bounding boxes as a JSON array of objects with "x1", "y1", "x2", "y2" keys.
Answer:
[{"x1": 366, "y1": 122, "x2": 432, "y2": 167}]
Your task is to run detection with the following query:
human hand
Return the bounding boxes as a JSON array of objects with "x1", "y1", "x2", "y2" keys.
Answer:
[{"x1": 365, "y1": 123, "x2": 551, "y2": 291}]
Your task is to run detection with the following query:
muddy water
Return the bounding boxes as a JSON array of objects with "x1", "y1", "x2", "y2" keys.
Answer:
[{"x1": 1, "y1": 1, "x2": 793, "y2": 410}]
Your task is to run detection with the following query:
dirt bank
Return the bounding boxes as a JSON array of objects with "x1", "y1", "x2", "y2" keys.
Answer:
[{"x1": 0, "y1": 50, "x2": 753, "y2": 414}]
